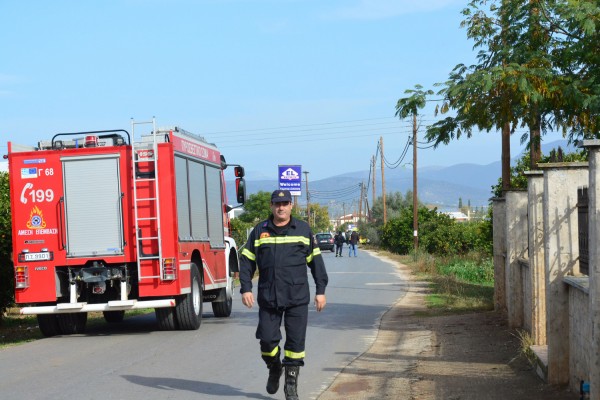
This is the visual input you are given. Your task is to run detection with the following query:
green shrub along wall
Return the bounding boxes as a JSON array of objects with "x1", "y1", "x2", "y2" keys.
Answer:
[
  {"x1": 0, "y1": 172, "x2": 14, "y2": 318},
  {"x1": 379, "y1": 205, "x2": 492, "y2": 257}
]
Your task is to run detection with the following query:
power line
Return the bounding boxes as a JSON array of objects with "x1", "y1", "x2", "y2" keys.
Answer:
[
  {"x1": 218, "y1": 129, "x2": 412, "y2": 148},
  {"x1": 204, "y1": 116, "x2": 395, "y2": 135},
  {"x1": 215, "y1": 125, "x2": 413, "y2": 145},
  {"x1": 383, "y1": 136, "x2": 411, "y2": 168}
]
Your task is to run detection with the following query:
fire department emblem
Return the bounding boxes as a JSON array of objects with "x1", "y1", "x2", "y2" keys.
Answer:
[
  {"x1": 260, "y1": 232, "x2": 270, "y2": 239},
  {"x1": 26, "y1": 206, "x2": 46, "y2": 229}
]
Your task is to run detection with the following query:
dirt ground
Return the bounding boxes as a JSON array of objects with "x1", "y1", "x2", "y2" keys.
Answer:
[{"x1": 318, "y1": 253, "x2": 578, "y2": 400}]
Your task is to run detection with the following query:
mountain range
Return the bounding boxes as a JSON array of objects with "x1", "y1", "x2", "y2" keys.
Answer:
[{"x1": 227, "y1": 140, "x2": 577, "y2": 214}]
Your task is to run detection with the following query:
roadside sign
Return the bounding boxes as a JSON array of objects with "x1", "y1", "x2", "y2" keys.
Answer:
[{"x1": 278, "y1": 165, "x2": 301, "y2": 196}]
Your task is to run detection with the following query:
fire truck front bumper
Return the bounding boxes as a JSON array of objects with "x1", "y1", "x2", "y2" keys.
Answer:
[{"x1": 20, "y1": 299, "x2": 176, "y2": 315}]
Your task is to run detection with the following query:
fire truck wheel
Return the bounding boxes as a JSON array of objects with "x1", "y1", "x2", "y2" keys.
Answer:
[
  {"x1": 37, "y1": 314, "x2": 61, "y2": 337},
  {"x1": 212, "y1": 274, "x2": 233, "y2": 318},
  {"x1": 155, "y1": 307, "x2": 177, "y2": 331},
  {"x1": 175, "y1": 262, "x2": 202, "y2": 330},
  {"x1": 103, "y1": 310, "x2": 126, "y2": 323},
  {"x1": 57, "y1": 313, "x2": 88, "y2": 335}
]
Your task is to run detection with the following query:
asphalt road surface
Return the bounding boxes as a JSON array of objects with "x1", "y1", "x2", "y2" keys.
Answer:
[{"x1": 0, "y1": 248, "x2": 406, "y2": 400}]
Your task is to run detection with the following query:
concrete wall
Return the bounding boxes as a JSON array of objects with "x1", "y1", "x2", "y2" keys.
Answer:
[
  {"x1": 505, "y1": 191, "x2": 528, "y2": 328},
  {"x1": 492, "y1": 198, "x2": 507, "y2": 313},
  {"x1": 526, "y1": 171, "x2": 546, "y2": 345},
  {"x1": 583, "y1": 140, "x2": 600, "y2": 399},
  {"x1": 521, "y1": 261, "x2": 532, "y2": 333},
  {"x1": 540, "y1": 162, "x2": 588, "y2": 385},
  {"x1": 565, "y1": 278, "x2": 590, "y2": 394},
  {"x1": 493, "y1": 158, "x2": 600, "y2": 394}
]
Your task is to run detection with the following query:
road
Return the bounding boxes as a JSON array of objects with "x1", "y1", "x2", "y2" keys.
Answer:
[{"x1": 0, "y1": 249, "x2": 406, "y2": 400}]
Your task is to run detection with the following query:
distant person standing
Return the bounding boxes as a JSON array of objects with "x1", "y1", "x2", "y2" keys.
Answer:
[
  {"x1": 334, "y1": 231, "x2": 345, "y2": 257},
  {"x1": 348, "y1": 230, "x2": 359, "y2": 257}
]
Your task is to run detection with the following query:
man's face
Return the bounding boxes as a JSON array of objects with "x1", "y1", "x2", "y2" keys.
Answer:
[{"x1": 271, "y1": 201, "x2": 292, "y2": 225}]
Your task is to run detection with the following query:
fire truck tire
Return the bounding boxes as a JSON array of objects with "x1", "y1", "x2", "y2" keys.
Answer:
[
  {"x1": 37, "y1": 314, "x2": 61, "y2": 337},
  {"x1": 155, "y1": 307, "x2": 177, "y2": 331},
  {"x1": 103, "y1": 310, "x2": 125, "y2": 323},
  {"x1": 57, "y1": 313, "x2": 88, "y2": 334},
  {"x1": 211, "y1": 275, "x2": 233, "y2": 318},
  {"x1": 175, "y1": 262, "x2": 202, "y2": 330}
]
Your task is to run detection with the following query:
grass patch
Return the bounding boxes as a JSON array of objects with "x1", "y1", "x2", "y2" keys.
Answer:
[
  {"x1": 0, "y1": 308, "x2": 152, "y2": 349},
  {"x1": 386, "y1": 251, "x2": 495, "y2": 316},
  {"x1": 511, "y1": 329, "x2": 536, "y2": 365},
  {"x1": 0, "y1": 313, "x2": 43, "y2": 348}
]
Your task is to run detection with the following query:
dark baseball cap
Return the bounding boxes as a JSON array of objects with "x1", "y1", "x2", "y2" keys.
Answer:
[{"x1": 271, "y1": 189, "x2": 292, "y2": 203}]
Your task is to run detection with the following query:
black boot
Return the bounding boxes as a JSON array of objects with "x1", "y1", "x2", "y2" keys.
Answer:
[
  {"x1": 284, "y1": 366, "x2": 300, "y2": 400},
  {"x1": 266, "y1": 359, "x2": 283, "y2": 394}
]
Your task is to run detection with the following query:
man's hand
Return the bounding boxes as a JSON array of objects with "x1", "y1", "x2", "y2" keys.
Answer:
[
  {"x1": 314, "y1": 294, "x2": 326, "y2": 312},
  {"x1": 242, "y1": 292, "x2": 255, "y2": 309}
]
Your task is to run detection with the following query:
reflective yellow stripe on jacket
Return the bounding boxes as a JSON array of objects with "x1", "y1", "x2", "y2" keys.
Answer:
[
  {"x1": 241, "y1": 247, "x2": 255, "y2": 261},
  {"x1": 306, "y1": 247, "x2": 321, "y2": 263},
  {"x1": 254, "y1": 236, "x2": 311, "y2": 246}
]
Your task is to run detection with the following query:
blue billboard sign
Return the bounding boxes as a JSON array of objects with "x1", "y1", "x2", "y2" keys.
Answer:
[{"x1": 278, "y1": 165, "x2": 302, "y2": 196}]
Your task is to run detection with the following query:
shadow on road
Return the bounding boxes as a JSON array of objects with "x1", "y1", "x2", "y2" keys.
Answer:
[{"x1": 122, "y1": 375, "x2": 272, "y2": 399}]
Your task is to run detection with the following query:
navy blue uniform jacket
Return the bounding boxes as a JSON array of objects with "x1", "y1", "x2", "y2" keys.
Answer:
[{"x1": 239, "y1": 216, "x2": 328, "y2": 309}]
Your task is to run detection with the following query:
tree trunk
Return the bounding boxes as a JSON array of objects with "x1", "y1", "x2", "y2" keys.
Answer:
[
  {"x1": 530, "y1": 114, "x2": 542, "y2": 169},
  {"x1": 501, "y1": 121, "x2": 511, "y2": 192}
]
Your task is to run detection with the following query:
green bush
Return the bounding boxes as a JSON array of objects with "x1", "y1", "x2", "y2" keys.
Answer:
[
  {"x1": 230, "y1": 217, "x2": 252, "y2": 249},
  {"x1": 0, "y1": 172, "x2": 13, "y2": 318},
  {"x1": 380, "y1": 205, "x2": 492, "y2": 257}
]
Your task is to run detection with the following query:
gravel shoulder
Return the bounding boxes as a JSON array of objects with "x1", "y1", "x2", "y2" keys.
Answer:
[{"x1": 318, "y1": 251, "x2": 577, "y2": 400}]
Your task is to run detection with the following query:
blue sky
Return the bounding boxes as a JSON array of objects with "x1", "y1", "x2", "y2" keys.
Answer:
[{"x1": 0, "y1": 0, "x2": 566, "y2": 180}]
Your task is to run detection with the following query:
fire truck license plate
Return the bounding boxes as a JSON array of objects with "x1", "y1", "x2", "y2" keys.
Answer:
[{"x1": 24, "y1": 252, "x2": 51, "y2": 261}]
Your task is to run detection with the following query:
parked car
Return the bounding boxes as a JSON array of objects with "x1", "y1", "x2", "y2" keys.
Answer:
[{"x1": 315, "y1": 232, "x2": 335, "y2": 252}]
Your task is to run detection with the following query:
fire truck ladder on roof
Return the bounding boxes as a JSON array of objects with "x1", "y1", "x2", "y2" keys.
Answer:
[{"x1": 131, "y1": 117, "x2": 163, "y2": 280}]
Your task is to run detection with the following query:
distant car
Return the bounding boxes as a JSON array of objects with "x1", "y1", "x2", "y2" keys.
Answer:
[{"x1": 315, "y1": 233, "x2": 335, "y2": 252}]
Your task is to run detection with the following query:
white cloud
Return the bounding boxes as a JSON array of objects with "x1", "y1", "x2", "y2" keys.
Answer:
[{"x1": 325, "y1": 0, "x2": 463, "y2": 21}]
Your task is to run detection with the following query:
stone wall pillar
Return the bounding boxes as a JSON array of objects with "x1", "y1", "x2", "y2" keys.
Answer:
[
  {"x1": 583, "y1": 140, "x2": 600, "y2": 398},
  {"x1": 525, "y1": 171, "x2": 546, "y2": 345},
  {"x1": 505, "y1": 190, "x2": 528, "y2": 328},
  {"x1": 540, "y1": 162, "x2": 588, "y2": 385},
  {"x1": 492, "y1": 198, "x2": 507, "y2": 313}
]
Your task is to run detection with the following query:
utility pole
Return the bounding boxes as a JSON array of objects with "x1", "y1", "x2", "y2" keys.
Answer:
[
  {"x1": 380, "y1": 137, "x2": 387, "y2": 224},
  {"x1": 303, "y1": 171, "x2": 310, "y2": 223},
  {"x1": 371, "y1": 155, "x2": 376, "y2": 220},
  {"x1": 358, "y1": 182, "x2": 364, "y2": 223},
  {"x1": 412, "y1": 113, "x2": 418, "y2": 256}
]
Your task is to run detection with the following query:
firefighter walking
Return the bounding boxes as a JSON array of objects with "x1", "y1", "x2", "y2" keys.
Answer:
[{"x1": 240, "y1": 190, "x2": 328, "y2": 400}]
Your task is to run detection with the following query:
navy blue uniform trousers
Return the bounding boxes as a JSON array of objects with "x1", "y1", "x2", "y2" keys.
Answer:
[{"x1": 258, "y1": 304, "x2": 308, "y2": 367}]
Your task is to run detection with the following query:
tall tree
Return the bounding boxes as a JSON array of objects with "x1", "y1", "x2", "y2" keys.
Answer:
[
  {"x1": 546, "y1": 0, "x2": 600, "y2": 140},
  {"x1": 425, "y1": 0, "x2": 572, "y2": 188},
  {"x1": 308, "y1": 203, "x2": 330, "y2": 233},
  {"x1": 238, "y1": 191, "x2": 273, "y2": 224},
  {"x1": 426, "y1": 0, "x2": 517, "y2": 191}
]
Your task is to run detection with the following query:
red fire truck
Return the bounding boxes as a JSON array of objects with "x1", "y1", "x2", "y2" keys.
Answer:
[{"x1": 7, "y1": 119, "x2": 246, "y2": 336}]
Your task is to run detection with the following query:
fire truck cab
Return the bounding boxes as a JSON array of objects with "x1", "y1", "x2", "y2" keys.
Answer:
[{"x1": 7, "y1": 119, "x2": 246, "y2": 336}]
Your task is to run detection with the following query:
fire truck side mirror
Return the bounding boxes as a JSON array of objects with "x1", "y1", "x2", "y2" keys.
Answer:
[
  {"x1": 234, "y1": 166, "x2": 245, "y2": 178},
  {"x1": 236, "y1": 178, "x2": 246, "y2": 204}
]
